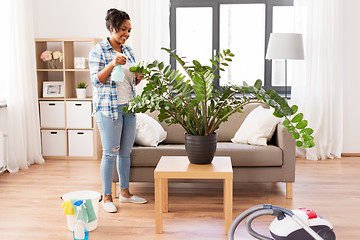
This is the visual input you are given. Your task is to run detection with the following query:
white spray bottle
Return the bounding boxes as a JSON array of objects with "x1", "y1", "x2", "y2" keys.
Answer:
[{"x1": 73, "y1": 200, "x2": 89, "y2": 240}]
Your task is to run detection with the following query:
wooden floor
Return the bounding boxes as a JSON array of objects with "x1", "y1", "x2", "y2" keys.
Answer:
[{"x1": 0, "y1": 157, "x2": 359, "y2": 240}]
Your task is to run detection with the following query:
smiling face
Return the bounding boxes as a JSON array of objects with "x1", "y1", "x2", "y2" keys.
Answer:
[{"x1": 110, "y1": 20, "x2": 131, "y2": 46}]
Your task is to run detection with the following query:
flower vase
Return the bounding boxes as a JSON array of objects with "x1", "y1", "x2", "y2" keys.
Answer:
[{"x1": 49, "y1": 60, "x2": 57, "y2": 69}]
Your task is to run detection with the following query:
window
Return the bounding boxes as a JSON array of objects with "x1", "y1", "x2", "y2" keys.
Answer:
[{"x1": 170, "y1": 0, "x2": 294, "y2": 96}]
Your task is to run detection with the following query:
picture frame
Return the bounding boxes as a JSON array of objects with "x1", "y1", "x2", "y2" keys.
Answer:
[
  {"x1": 74, "y1": 57, "x2": 89, "y2": 69},
  {"x1": 43, "y1": 81, "x2": 65, "y2": 98}
]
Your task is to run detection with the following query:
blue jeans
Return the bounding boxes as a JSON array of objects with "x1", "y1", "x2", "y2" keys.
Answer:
[{"x1": 94, "y1": 104, "x2": 136, "y2": 195}]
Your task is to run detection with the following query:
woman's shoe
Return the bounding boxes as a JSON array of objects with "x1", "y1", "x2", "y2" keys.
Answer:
[
  {"x1": 102, "y1": 201, "x2": 117, "y2": 213},
  {"x1": 119, "y1": 195, "x2": 147, "y2": 204}
]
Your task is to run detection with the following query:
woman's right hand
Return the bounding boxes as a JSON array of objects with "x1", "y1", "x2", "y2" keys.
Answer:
[{"x1": 112, "y1": 54, "x2": 127, "y2": 67}]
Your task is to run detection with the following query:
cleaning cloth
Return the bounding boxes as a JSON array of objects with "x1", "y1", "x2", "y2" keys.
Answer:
[
  {"x1": 70, "y1": 199, "x2": 97, "y2": 223},
  {"x1": 61, "y1": 199, "x2": 75, "y2": 215}
]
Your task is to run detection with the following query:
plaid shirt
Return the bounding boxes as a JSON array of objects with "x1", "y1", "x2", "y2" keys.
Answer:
[{"x1": 89, "y1": 38, "x2": 136, "y2": 121}]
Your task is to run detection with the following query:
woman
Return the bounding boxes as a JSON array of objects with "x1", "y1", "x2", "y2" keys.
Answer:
[{"x1": 89, "y1": 8, "x2": 147, "y2": 213}]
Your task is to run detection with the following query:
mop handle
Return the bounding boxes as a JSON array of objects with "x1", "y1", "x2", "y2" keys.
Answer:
[{"x1": 291, "y1": 215, "x2": 324, "y2": 240}]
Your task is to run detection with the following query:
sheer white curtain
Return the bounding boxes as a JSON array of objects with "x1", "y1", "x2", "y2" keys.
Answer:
[
  {"x1": 2, "y1": 0, "x2": 44, "y2": 172},
  {"x1": 292, "y1": 0, "x2": 343, "y2": 160},
  {"x1": 117, "y1": 0, "x2": 170, "y2": 93}
]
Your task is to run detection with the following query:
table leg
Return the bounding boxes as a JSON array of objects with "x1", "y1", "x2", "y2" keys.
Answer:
[
  {"x1": 162, "y1": 178, "x2": 168, "y2": 213},
  {"x1": 155, "y1": 178, "x2": 163, "y2": 233},
  {"x1": 224, "y1": 178, "x2": 233, "y2": 234}
]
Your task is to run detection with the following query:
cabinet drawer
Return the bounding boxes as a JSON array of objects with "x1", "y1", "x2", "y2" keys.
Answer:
[
  {"x1": 41, "y1": 130, "x2": 66, "y2": 156},
  {"x1": 68, "y1": 130, "x2": 93, "y2": 156},
  {"x1": 66, "y1": 101, "x2": 92, "y2": 128},
  {"x1": 40, "y1": 101, "x2": 65, "y2": 128}
]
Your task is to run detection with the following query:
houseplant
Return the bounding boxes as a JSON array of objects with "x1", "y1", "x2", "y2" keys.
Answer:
[
  {"x1": 76, "y1": 81, "x2": 88, "y2": 99},
  {"x1": 124, "y1": 48, "x2": 315, "y2": 164}
]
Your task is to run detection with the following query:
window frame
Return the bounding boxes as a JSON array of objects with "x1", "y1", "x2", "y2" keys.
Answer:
[{"x1": 170, "y1": 0, "x2": 294, "y2": 96}]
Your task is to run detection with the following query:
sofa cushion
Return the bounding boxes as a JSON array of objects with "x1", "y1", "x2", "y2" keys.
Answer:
[
  {"x1": 135, "y1": 113, "x2": 167, "y2": 146},
  {"x1": 216, "y1": 142, "x2": 282, "y2": 167},
  {"x1": 130, "y1": 142, "x2": 282, "y2": 167},
  {"x1": 217, "y1": 103, "x2": 267, "y2": 142},
  {"x1": 231, "y1": 105, "x2": 279, "y2": 146},
  {"x1": 131, "y1": 144, "x2": 186, "y2": 167}
]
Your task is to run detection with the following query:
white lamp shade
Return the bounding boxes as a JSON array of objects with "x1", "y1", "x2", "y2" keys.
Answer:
[{"x1": 265, "y1": 33, "x2": 304, "y2": 60}]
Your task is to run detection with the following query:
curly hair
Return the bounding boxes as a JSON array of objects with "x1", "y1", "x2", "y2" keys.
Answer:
[{"x1": 105, "y1": 8, "x2": 130, "y2": 33}]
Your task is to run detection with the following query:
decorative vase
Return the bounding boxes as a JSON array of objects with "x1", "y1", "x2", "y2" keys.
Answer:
[
  {"x1": 76, "y1": 88, "x2": 86, "y2": 99},
  {"x1": 184, "y1": 133, "x2": 217, "y2": 165},
  {"x1": 49, "y1": 60, "x2": 57, "y2": 69}
]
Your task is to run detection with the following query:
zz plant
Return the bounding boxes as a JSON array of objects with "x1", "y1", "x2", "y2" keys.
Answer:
[
  {"x1": 124, "y1": 48, "x2": 315, "y2": 148},
  {"x1": 77, "y1": 81, "x2": 88, "y2": 89}
]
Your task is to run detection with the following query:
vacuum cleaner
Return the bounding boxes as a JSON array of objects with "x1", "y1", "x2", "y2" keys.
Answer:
[{"x1": 228, "y1": 204, "x2": 336, "y2": 240}]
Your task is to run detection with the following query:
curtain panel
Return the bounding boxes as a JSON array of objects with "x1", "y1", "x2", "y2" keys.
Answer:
[{"x1": 292, "y1": 0, "x2": 343, "y2": 160}]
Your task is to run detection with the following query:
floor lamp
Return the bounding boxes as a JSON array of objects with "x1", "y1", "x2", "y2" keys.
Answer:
[{"x1": 265, "y1": 33, "x2": 305, "y2": 99}]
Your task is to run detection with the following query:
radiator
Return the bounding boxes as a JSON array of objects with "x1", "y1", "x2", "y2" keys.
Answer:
[{"x1": 0, "y1": 132, "x2": 7, "y2": 173}]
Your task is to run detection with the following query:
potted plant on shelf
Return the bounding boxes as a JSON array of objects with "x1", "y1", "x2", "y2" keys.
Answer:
[
  {"x1": 76, "y1": 81, "x2": 88, "y2": 99},
  {"x1": 124, "y1": 48, "x2": 315, "y2": 164}
]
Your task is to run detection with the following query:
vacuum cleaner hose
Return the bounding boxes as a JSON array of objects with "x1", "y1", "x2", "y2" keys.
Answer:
[
  {"x1": 245, "y1": 209, "x2": 276, "y2": 240},
  {"x1": 228, "y1": 205, "x2": 266, "y2": 240}
]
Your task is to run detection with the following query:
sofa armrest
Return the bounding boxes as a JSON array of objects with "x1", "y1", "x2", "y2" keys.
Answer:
[{"x1": 273, "y1": 121, "x2": 296, "y2": 182}]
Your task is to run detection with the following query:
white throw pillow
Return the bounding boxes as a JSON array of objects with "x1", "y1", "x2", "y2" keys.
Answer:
[
  {"x1": 231, "y1": 106, "x2": 279, "y2": 146},
  {"x1": 135, "y1": 113, "x2": 167, "y2": 147}
]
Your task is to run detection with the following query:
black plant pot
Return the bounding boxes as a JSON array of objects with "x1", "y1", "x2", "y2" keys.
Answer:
[{"x1": 184, "y1": 133, "x2": 217, "y2": 165}]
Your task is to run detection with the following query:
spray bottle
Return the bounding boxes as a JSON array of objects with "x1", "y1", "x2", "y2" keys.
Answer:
[
  {"x1": 111, "y1": 53, "x2": 127, "y2": 82},
  {"x1": 73, "y1": 200, "x2": 89, "y2": 240}
]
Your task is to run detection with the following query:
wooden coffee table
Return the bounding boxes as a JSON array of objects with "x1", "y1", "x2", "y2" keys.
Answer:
[{"x1": 154, "y1": 156, "x2": 233, "y2": 234}]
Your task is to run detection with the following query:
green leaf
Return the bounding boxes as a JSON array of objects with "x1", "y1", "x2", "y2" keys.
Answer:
[
  {"x1": 210, "y1": 59, "x2": 217, "y2": 67},
  {"x1": 291, "y1": 113, "x2": 303, "y2": 123},
  {"x1": 287, "y1": 126, "x2": 295, "y2": 133},
  {"x1": 302, "y1": 133, "x2": 312, "y2": 141},
  {"x1": 129, "y1": 66, "x2": 138, "y2": 72},
  {"x1": 273, "y1": 108, "x2": 284, "y2": 118},
  {"x1": 300, "y1": 128, "x2": 314, "y2": 135},
  {"x1": 292, "y1": 133, "x2": 300, "y2": 139},
  {"x1": 193, "y1": 60, "x2": 202, "y2": 69},
  {"x1": 221, "y1": 62, "x2": 229, "y2": 66},
  {"x1": 254, "y1": 80, "x2": 262, "y2": 90},
  {"x1": 283, "y1": 119, "x2": 291, "y2": 127},
  {"x1": 296, "y1": 120, "x2": 308, "y2": 129},
  {"x1": 147, "y1": 63, "x2": 156, "y2": 68},
  {"x1": 163, "y1": 65, "x2": 170, "y2": 74},
  {"x1": 158, "y1": 62, "x2": 164, "y2": 70},
  {"x1": 303, "y1": 140, "x2": 315, "y2": 148},
  {"x1": 291, "y1": 105, "x2": 298, "y2": 114},
  {"x1": 296, "y1": 141, "x2": 303, "y2": 147},
  {"x1": 267, "y1": 99, "x2": 277, "y2": 107}
]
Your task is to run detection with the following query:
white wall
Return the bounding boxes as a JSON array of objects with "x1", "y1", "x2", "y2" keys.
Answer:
[
  {"x1": 342, "y1": 1, "x2": 360, "y2": 153},
  {"x1": 32, "y1": 0, "x2": 119, "y2": 39},
  {"x1": 31, "y1": 0, "x2": 360, "y2": 153}
]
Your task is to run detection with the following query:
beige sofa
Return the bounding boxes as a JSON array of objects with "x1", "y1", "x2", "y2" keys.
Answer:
[{"x1": 112, "y1": 103, "x2": 295, "y2": 199}]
